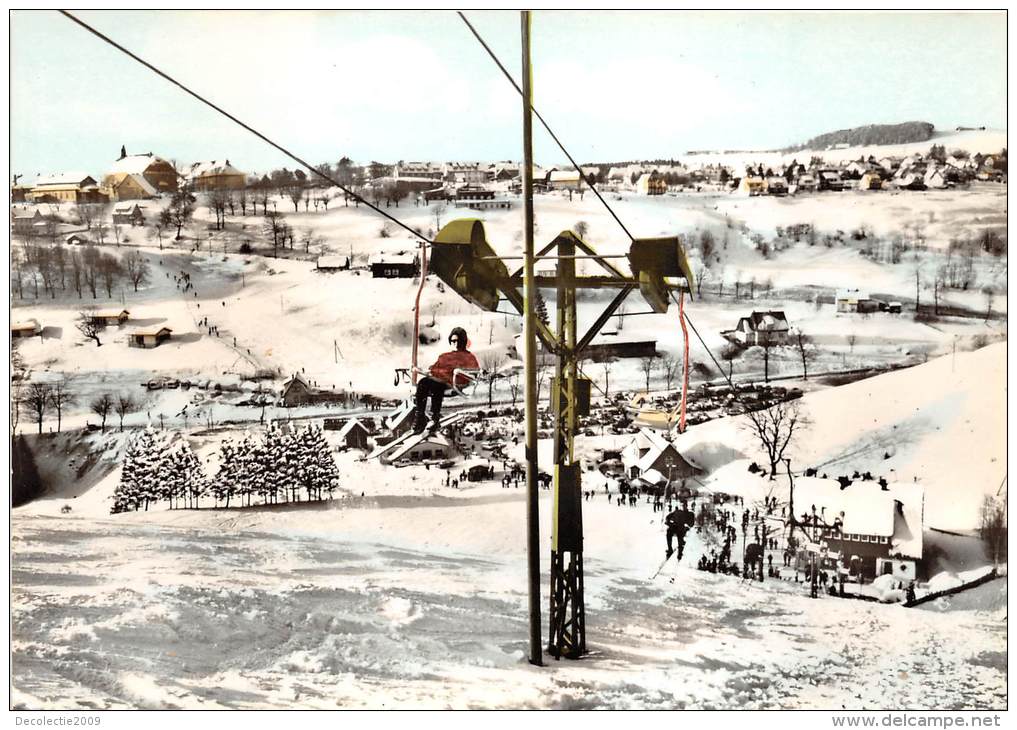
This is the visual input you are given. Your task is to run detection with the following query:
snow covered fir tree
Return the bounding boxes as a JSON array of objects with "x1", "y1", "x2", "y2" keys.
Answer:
[{"x1": 112, "y1": 423, "x2": 341, "y2": 513}]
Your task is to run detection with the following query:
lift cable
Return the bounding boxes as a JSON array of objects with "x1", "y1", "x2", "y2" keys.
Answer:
[
  {"x1": 458, "y1": 11, "x2": 636, "y2": 244},
  {"x1": 59, "y1": 10, "x2": 432, "y2": 247}
]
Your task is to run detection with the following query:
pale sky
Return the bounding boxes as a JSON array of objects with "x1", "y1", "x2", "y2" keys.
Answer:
[{"x1": 10, "y1": 10, "x2": 1008, "y2": 180}]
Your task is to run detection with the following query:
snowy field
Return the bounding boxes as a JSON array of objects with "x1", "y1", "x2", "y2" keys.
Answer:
[
  {"x1": 11, "y1": 343, "x2": 1008, "y2": 709},
  {"x1": 11, "y1": 502, "x2": 1007, "y2": 710}
]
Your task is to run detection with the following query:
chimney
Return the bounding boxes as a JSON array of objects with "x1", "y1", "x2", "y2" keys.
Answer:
[{"x1": 119, "y1": 145, "x2": 127, "y2": 160}]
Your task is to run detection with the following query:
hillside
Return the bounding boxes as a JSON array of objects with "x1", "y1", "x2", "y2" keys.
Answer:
[
  {"x1": 799, "y1": 121, "x2": 936, "y2": 150},
  {"x1": 676, "y1": 342, "x2": 1007, "y2": 532}
]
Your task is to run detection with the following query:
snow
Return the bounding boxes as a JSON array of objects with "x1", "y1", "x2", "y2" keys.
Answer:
[{"x1": 8, "y1": 155, "x2": 1007, "y2": 709}]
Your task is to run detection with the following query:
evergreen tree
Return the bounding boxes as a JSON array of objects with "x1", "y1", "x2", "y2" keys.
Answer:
[
  {"x1": 113, "y1": 428, "x2": 166, "y2": 513},
  {"x1": 214, "y1": 438, "x2": 242, "y2": 508}
]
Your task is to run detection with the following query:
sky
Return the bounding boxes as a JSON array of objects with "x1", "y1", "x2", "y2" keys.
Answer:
[{"x1": 9, "y1": 10, "x2": 1008, "y2": 180}]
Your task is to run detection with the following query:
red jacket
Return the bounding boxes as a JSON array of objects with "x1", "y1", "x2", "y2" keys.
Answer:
[{"x1": 429, "y1": 349, "x2": 480, "y2": 387}]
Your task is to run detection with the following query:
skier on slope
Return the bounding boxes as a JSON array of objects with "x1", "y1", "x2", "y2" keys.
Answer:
[
  {"x1": 664, "y1": 502, "x2": 696, "y2": 561},
  {"x1": 413, "y1": 327, "x2": 480, "y2": 434}
]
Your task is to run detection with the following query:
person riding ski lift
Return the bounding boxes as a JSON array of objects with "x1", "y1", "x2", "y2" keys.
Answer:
[
  {"x1": 665, "y1": 501, "x2": 696, "y2": 561},
  {"x1": 413, "y1": 327, "x2": 479, "y2": 434}
]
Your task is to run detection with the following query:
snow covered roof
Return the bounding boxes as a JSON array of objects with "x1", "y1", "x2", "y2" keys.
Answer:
[
  {"x1": 741, "y1": 311, "x2": 789, "y2": 332},
  {"x1": 187, "y1": 160, "x2": 245, "y2": 179},
  {"x1": 368, "y1": 252, "x2": 415, "y2": 265},
  {"x1": 111, "y1": 174, "x2": 157, "y2": 196},
  {"x1": 12, "y1": 319, "x2": 40, "y2": 332},
  {"x1": 335, "y1": 418, "x2": 368, "y2": 440},
  {"x1": 622, "y1": 428, "x2": 701, "y2": 475},
  {"x1": 791, "y1": 478, "x2": 923, "y2": 557},
  {"x1": 93, "y1": 309, "x2": 129, "y2": 318},
  {"x1": 132, "y1": 326, "x2": 173, "y2": 336},
  {"x1": 316, "y1": 255, "x2": 347, "y2": 269},
  {"x1": 108, "y1": 153, "x2": 171, "y2": 175},
  {"x1": 548, "y1": 170, "x2": 581, "y2": 182},
  {"x1": 388, "y1": 432, "x2": 451, "y2": 462},
  {"x1": 33, "y1": 172, "x2": 96, "y2": 187},
  {"x1": 113, "y1": 202, "x2": 144, "y2": 212}
]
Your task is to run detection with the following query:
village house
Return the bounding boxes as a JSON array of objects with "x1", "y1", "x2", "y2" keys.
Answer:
[
  {"x1": 444, "y1": 162, "x2": 487, "y2": 185},
  {"x1": 583, "y1": 331, "x2": 657, "y2": 361},
  {"x1": 103, "y1": 148, "x2": 178, "y2": 200},
  {"x1": 369, "y1": 252, "x2": 417, "y2": 279},
  {"x1": 816, "y1": 169, "x2": 844, "y2": 192},
  {"x1": 112, "y1": 202, "x2": 146, "y2": 226},
  {"x1": 65, "y1": 233, "x2": 91, "y2": 246},
  {"x1": 791, "y1": 477, "x2": 924, "y2": 581},
  {"x1": 315, "y1": 255, "x2": 349, "y2": 272},
  {"x1": 733, "y1": 311, "x2": 790, "y2": 346},
  {"x1": 278, "y1": 373, "x2": 347, "y2": 407},
  {"x1": 488, "y1": 162, "x2": 520, "y2": 182},
  {"x1": 858, "y1": 171, "x2": 883, "y2": 191},
  {"x1": 332, "y1": 418, "x2": 372, "y2": 451},
  {"x1": 394, "y1": 162, "x2": 443, "y2": 181},
  {"x1": 621, "y1": 428, "x2": 703, "y2": 491},
  {"x1": 128, "y1": 326, "x2": 172, "y2": 348},
  {"x1": 636, "y1": 172, "x2": 667, "y2": 195},
  {"x1": 738, "y1": 176, "x2": 767, "y2": 196},
  {"x1": 29, "y1": 173, "x2": 103, "y2": 203},
  {"x1": 11, "y1": 319, "x2": 42, "y2": 338},
  {"x1": 546, "y1": 169, "x2": 583, "y2": 192},
  {"x1": 11, "y1": 208, "x2": 43, "y2": 236},
  {"x1": 90, "y1": 309, "x2": 130, "y2": 327},
  {"x1": 185, "y1": 160, "x2": 247, "y2": 191},
  {"x1": 836, "y1": 289, "x2": 881, "y2": 314},
  {"x1": 383, "y1": 432, "x2": 453, "y2": 464}
]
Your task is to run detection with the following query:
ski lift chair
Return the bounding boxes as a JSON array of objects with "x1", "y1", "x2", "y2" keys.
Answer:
[{"x1": 393, "y1": 366, "x2": 483, "y2": 398}]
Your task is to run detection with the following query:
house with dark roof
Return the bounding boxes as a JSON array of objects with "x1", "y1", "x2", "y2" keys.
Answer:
[
  {"x1": 279, "y1": 373, "x2": 347, "y2": 407},
  {"x1": 621, "y1": 428, "x2": 703, "y2": 491},
  {"x1": 733, "y1": 311, "x2": 790, "y2": 346}
]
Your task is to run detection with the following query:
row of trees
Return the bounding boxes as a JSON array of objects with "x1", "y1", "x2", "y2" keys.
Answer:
[
  {"x1": 10, "y1": 376, "x2": 137, "y2": 435},
  {"x1": 11, "y1": 244, "x2": 150, "y2": 301},
  {"x1": 111, "y1": 423, "x2": 341, "y2": 513}
]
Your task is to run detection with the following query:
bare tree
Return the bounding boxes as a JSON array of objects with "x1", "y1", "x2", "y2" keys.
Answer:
[
  {"x1": 846, "y1": 332, "x2": 858, "y2": 353},
  {"x1": 792, "y1": 328, "x2": 816, "y2": 380},
  {"x1": 98, "y1": 254, "x2": 122, "y2": 298},
  {"x1": 75, "y1": 202, "x2": 99, "y2": 230},
  {"x1": 983, "y1": 286, "x2": 996, "y2": 322},
  {"x1": 743, "y1": 399, "x2": 807, "y2": 478},
  {"x1": 601, "y1": 357, "x2": 616, "y2": 396},
  {"x1": 573, "y1": 220, "x2": 589, "y2": 239},
  {"x1": 237, "y1": 186, "x2": 249, "y2": 216},
  {"x1": 433, "y1": 203, "x2": 447, "y2": 233},
  {"x1": 639, "y1": 355, "x2": 657, "y2": 393},
  {"x1": 263, "y1": 211, "x2": 286, "y2": 258},
  {"x1": 21, "y1": 382, "x2": 52, "y2": 434},
  {"x1": 661, "y1": 354, "x2": 681, "y2": 390},
  {"x1": 167, "y1": 190, "x2": 195, "y2": 239},
  {"x1": 508, "y1": 370, "x2": 521, "y2": 408},
  {"x1": 49, "y1": 378, "x2": 76, "y2": 433},
  {"x1": 288, "y1": 185, "x2": 304, "y2": 212},
  {"x1": 759, "y1": 340, "x2": 775, "y2": 383},
  {"x1": 124, "y1": 250, "x2": 151, "y2": 292},
  {"x1": 75, "y1": 311, "x2": 103, "y2": 347},
  {"x1": 90, "y1": 393, "x2": 113, "y2": 433},
  {"x1": 114, "y1": 394, "x2": 138, "y2": 432},
  {"x1": 979, "y1": 494, "x2": 1007, "y2": 566},
  {"x1": 479, "y1": 351, "x2": 505, "y2": 407},
  {"x1": 720, "y1": 343, "x2": 741, "y2": 382}
]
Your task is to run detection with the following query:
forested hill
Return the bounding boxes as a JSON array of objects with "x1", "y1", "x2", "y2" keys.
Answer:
[{"x1": 798, "y1": 121, "x2": 935, "y2": 149}]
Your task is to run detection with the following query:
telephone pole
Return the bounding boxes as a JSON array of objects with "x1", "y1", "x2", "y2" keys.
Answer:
[{"x1": 520, "y1": 9, "x2": 542, "y2": 667}]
